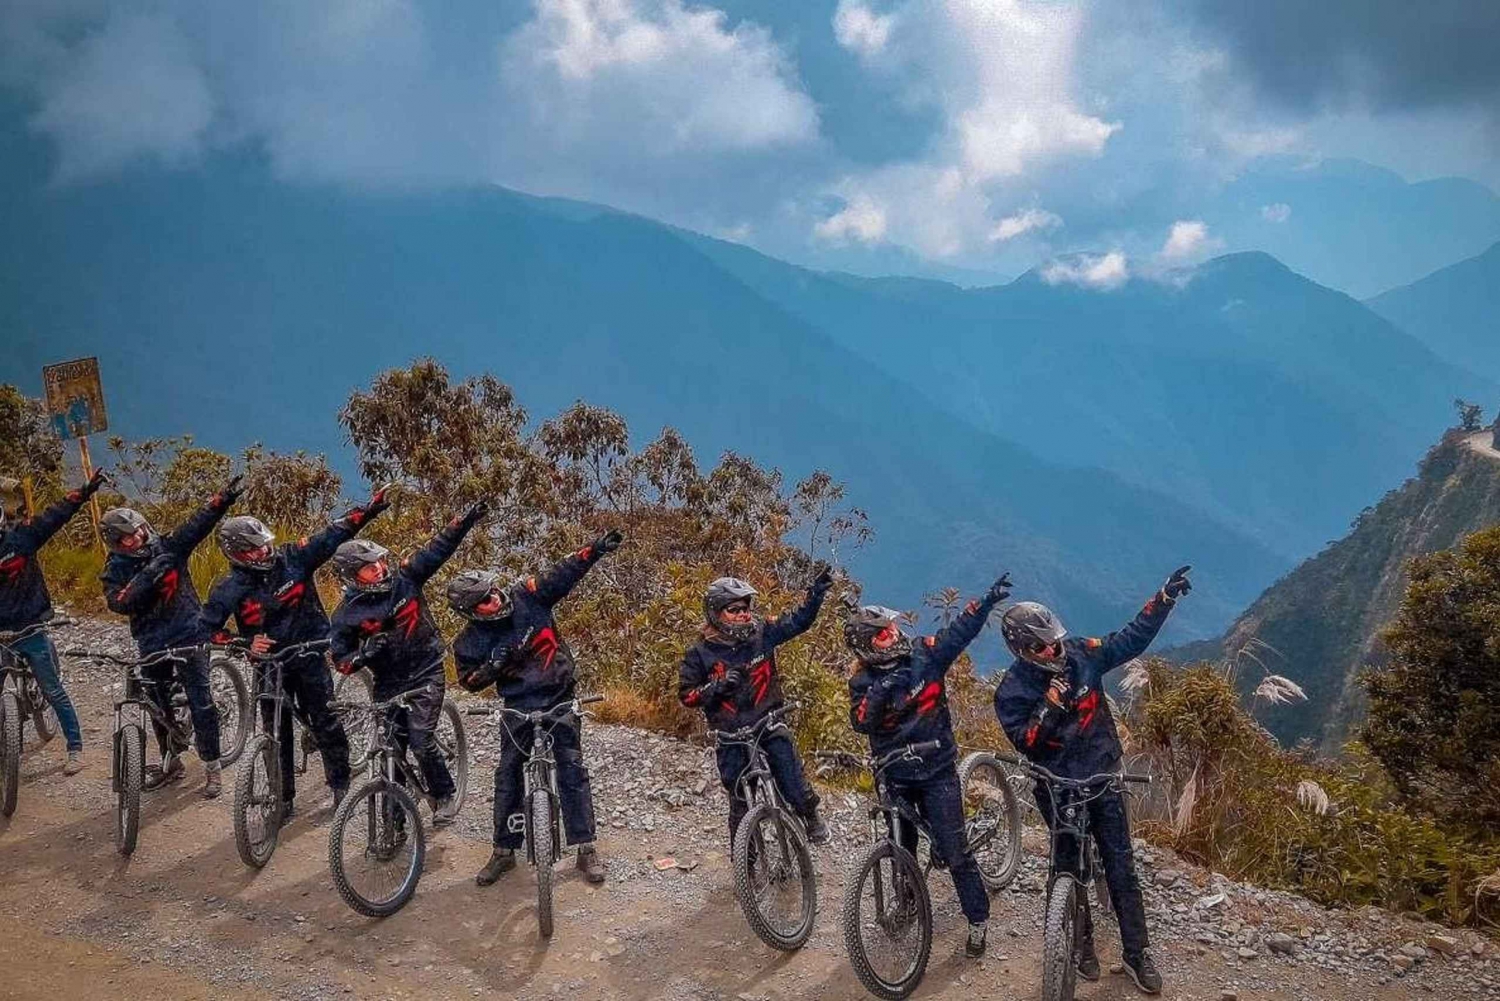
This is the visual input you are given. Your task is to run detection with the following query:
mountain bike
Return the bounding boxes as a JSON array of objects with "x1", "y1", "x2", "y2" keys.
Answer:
[
  {"x1": 0, "y1": 619, "x2": 68, "y2": 817},
  {"x1": 995, "y1": 750, "x2": 1149, "y2": 1001},
  {"x1": 67, "y1": 643, "x2": 250, "y2": 854},
  {"x1": 229, "y1": 637, "x2": 329, "y2": 868},
  {"x1": 326, "y1": 684, "x2": 469, "y2": 917},
  {"x1": 466, "y1": 693, "x2": 604, "y2": 938},
  {"x1": 815, "y1": 742, "x2": 943, "y2": 1000},
  {"x1": 712, "y1": 705, "x2": 818, "y2": 952},
  {"x1": 956, "y1": 749, "x2": 1024, "y2": 891}
]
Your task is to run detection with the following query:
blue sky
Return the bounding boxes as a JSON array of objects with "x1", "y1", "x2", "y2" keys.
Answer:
[{"x1": 3, "y1": 0, "x2": 1497, "y2": 286}]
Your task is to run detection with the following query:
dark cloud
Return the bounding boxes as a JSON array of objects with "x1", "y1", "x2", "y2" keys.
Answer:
[{"x1": 1176, "y1": 0, "x2": 1500, "y2": 114}]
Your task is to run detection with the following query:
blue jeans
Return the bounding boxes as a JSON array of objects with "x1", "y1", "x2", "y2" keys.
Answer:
[{"x1": 13, "y1": 631, "x2": 83, "y2": 752}]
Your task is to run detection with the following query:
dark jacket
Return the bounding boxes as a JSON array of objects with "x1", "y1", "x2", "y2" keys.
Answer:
[
  {"x1": 848, "y1": 594, "x2": 1002, "y2": 783},
  {"x1": 329, "y1": 513, "x2": 478, "y2": 701},
  {"x1": 100, "y1": 493, "x2": 234, "y2": 653},
  {"x1": 200, "y1": 502, "x2": 383, "y2": 655},
  {"x1": 0, "y1": 487, "x2": 92, "y2": 631},
  {"x1": 993, "y1": 592, "x2": 1175, "y2": 779},
  {"x1": 678, "y1": 585, "x2": 827, "y2": 732},
  {"x1": 452, "y1": 544, "x2": 606, "y2": 712}
]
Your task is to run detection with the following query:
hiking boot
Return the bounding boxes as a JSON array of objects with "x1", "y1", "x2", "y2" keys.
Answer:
[
  {"x1": 965, "y1": 922, "x2": 988, "y2": 958},
  {"x1": 280, "y1": 800, "x2": 296, "y2": 821},
  {"x1": 803, "y1": 807, "x2": 831, "y2": 846},
  {"x1": 1122, "y1": 950, "x2": 1162, "y2": 995},
  {"x1": 63, "y1": 750, "x2": 84, "y2": 776},
  {"x1": 576, "y1": 844, "x2": 606, "y2": 884},
  {"x1": 1075, "y1": 930, "x2": 1101, "y2": 981},
  {"x1": 432, "y1": 795, "x2": 459, "y2": 827},
  {"x1": 202, "y1": 763, "x2": 223, "y2": 799},
  {"x1": 144, "y1": 755, "x2": 185, "y2": 791},
  {"x1": 476, "y1": 848, "x2": 516, "y2": 886}
]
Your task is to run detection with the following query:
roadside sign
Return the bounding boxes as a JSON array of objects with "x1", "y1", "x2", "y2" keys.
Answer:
[{"x1": 42, "y1": 356, "x2": 108, "y2": 439}]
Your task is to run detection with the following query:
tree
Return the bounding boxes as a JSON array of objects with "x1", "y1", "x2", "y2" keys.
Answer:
[
  {"x1": 1454, "y1": 398, "x2": 1485, "y2": 432},
  {"x1": 1360, "y1": 526, "x2": 1500, "y2": 833},
  {"x1": 0, "y1": 385, "x2": 64, "y2": 479}
]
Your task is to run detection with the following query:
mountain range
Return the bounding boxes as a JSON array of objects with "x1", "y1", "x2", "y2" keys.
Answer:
[{"x1": 1367, "y1": 241, "x2": 1500, "y2": 385}]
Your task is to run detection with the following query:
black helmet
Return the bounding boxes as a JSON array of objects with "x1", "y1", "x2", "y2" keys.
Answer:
[
  {"x1": 704, "y1": 576, "x2": 759, "y2": 641},
  {"x1": 446, "y1": 570, "x2": 512, "y2": 620},
  {"x1": 217, "y1": 515, "x2": 277, "y2": 570},
  {"x1": 330, "y1": 539, "x2": 393, "y2": 592},
  {"x1": 1000, "y1": 601, "x2": 1068, "y2": 672},
  {"x1": 100, "y1": 507, "x2": 158, "y2": 555},
  {"x1": 843, "y1": 604, "x2": 912, "y2": 666}
]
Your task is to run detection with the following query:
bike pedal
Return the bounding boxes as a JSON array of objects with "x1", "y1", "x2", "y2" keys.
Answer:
[{"x1": 506, "y1": 813, "x2": 526, "y2": 834}]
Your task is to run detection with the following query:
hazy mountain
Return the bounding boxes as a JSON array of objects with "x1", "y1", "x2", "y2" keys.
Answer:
[
  {"x1": 1175, "y1": 431, "x2": 1500, "y2": 747},
  {"x1": 0, "y1": 140, "x2": 1282, "y2": 646},
  {"x1": 1367, "y1": 241, "x2": 1500, "y2": 384}
]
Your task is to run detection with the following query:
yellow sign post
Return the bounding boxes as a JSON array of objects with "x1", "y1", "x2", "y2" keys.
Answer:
[{"x1": 41, "y1": 357, "x2": 109, "y2": 551}]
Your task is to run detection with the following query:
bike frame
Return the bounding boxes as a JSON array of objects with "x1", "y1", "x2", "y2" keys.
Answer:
[
  {"x1": 715, "y1": 708, "x2": 796, "y2": 822},
  {"x1": 0, "y1": 622, "x2": 54, "y2": 722}
]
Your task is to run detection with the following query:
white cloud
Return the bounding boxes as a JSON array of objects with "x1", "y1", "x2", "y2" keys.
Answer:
[
  {"x1": 832, "y1": 0, "x2": 893, "y2": 59},
  {"x1": 814, "y1": 195, "x2": 889, "y2": 244},
  {"x1": 1260, "y1": 202, "x2": 1292, "y2": 223},
  {"x1": 1040, "y1": 250, "x2": 1129, "y2": 290},
  {"x1": 989, "y1": 206, "x2": 1062, "y2": 242},
  {"x1": 1158, "y1": 219, "x2": 1222, "y2": 261}
]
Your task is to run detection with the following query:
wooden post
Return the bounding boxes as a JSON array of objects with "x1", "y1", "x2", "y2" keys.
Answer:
[
  {"x1": 20, "y1": 476, "x2": 36, "y2": 520},
  {"x1": 77, "y1": 436, "x2": 104, "y2": 553}
]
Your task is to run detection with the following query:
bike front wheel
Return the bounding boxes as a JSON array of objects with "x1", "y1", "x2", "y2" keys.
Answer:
[
  {"x1": 841, "y1": 840, "x2": 932, "y2": 1000},
  {"x1": 0, "y1": 690, "x2": 21, "y2": 817},
  {"x1": 329, "y1": 778, "x2": 425, "y2": 917},
  {"x1": 210, "y1": 656, "x2": 251, "y2": 766},
  {"x1": 115, "y1": 724, "x2": 145, "y2": 854},
  {"x1": 233, "y1": 734, "x2": 283, "y2": 868},
  {"x1": 530, "y1": 788, "x2": 556, "y2": 937},
  {"x1": 958, "y1": 751, "x2": 1023, "y2": 891},
  {"x1": 1042, "y1": 874, "x2": 1080, "y2": 1001},
  {"x1": 732, "y1": 803, "x2": 817, "y2": 951}
]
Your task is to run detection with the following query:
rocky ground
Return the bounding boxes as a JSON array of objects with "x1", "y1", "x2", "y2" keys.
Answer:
[{"x1": 1, "y1": 615, "x2": 1495, "y2": 1000}]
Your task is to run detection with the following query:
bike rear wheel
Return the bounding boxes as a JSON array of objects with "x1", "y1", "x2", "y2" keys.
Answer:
[
  {"x1": 24, "y1": 677, "x2": 57, "y2": 745},
  {"x1": 841, "y1": 840, "x2": 932, "y2": 1000},
  {"x1": 530, "y1": 788, "x2": 556, "y2": 937},
  {"x1": 732, "y1": 802, "x2": 817, "y2": 951},
  {"x1": 1042, "y1": 874, "x2": 1080, "y2": 1001},
  {"x1": 437, "y1": 698, "x2": 469, "y2": 814},
  {"x1": 115, "y1": 724, "x2": 145, "y2": 854},
  {"x1": 957, "y1": 751, "x2": 1023, "y2": 891},
  {"x1": 0, "y1": 690, "x2": 20, "y2": 817},
  {"x1": 210, "y1": 656, "x2": 251, "y2": 766},
  {"x1": 334, "y1": 670, "x2": 375, "y2": 764},
  {"x1": 329, "y1": 778, "x2": 425, "y2": 917},
  {"x1": 233, "y1": 734, "x2": 283, "y2": 868}
]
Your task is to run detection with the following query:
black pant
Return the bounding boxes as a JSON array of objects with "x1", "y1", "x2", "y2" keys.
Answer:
[
  {"x1": 388, "y1": 679, "x2": 455, "y2": 801},
  {"x1": 493, "y1": 714, "x2": 596, "y2": 850},
  {"x1": 254, "y1": 654, "x2": 351, "y2": 803},
  {"x1": 890, "y1": 768, "x2": 990, "y2": 925},
  {"x1": 1033, "y1": 783, "x2": 1149, "y2": 959},
  {"x1": 715, "y1": 729, "x2": 819, "y2": 843},
  {"x1": 144, "y1": 647, "x2": 220, "y2": 763}
]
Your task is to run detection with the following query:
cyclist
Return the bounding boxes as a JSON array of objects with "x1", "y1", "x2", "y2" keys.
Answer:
[
  {"x1": 0, "y1": 469, "x2": 108, "y2": 775},
  {"x1": 328, "y1": 501, "x2": 488, "y2": 826},
  {"x1": 845, "y1": 573, "x2": 1012, "y2": 959},
  {"x1": 200, "y1": 485, "x2": 391, "y2": 815},
  {"x1": 992, "y1": 566, "x2": 1193, "y2": 996},
  {"x1": 99, "y1": 478, "x2": 244, "y2": 798},
  {"x1": 678, "y1": 565, "x2": 834, "y2": 848},
  {"x1": 450, "y1": 529, "x2": 624, "y2": 887}
]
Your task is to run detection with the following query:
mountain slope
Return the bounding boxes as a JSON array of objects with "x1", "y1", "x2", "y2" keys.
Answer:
[
  {"x1": 1367, "y1": 241, "x2": 1500, "y2": 384},
  {"x1": 685, "y1": 233, "x2": 1493, "y2": 561},
  {"x1": 0, "y1": 155, "x2": 1282, "y2": 644},
  {"x1": 1176, "y1": 431, "x2": 1500, "y2": 747}
]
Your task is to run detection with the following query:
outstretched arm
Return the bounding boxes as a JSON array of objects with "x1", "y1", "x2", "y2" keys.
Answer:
[
  {"x1": 530, "y1": 530, "x2": 622, "y2": 607},
  {"x1": 403, "y1": 501, "x2": 487, "y2": 586},
  {"x1": 13, "y1": 472, "x2": 105, "y2": 554},
  {"x1": 166, "y1": 476, "x2": 242, "y2": 557},
  {"x1": 922, "y1": 574, "x2": 1012, "y2": 674},
  {"x1": 298, "y1": 486, "x2": 392, "y2": 570},
  {"x1": 762, "y1": 564, "x2": 834, "y2": 647}
]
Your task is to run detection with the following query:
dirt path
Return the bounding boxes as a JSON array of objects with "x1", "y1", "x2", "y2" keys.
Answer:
[
  {"x1": 2, "y1": 618, "x2": 1495, "y2": 1001},
  {"x1": 1464, "y1": 429, "x2": 1500, "y2": 462}
]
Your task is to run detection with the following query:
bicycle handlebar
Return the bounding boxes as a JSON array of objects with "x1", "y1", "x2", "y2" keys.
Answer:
[
  {"x1": 0, "y1": 617, "x2": 75, "y2": 648},
  {"x1": 465, "y1": 693, "x2": 604, "y2": 721},
  {"x1": 815, "y1": 739, "x2": 944, "y2": 775},
  {"x1": 216, "y1": 637, "x2": 332, "y2": 662},
  {"x1": 712, "y1": 704, "x2": 793, "y2": 744},
  {"x1": 66, "y1": 644, "x2": 207, "y2": 668},
  {"x1": 1003, "y1": 753, "x2": 1150, "y2": 789}
]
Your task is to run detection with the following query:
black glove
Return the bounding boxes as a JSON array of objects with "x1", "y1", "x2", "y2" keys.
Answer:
[
  {"x1": 143, "y1": 551, "x2": 177, "y2": 585},
  {"x1": 984, "y1": 572, "x2": 1014, "y2": 606},
  {"x1": 592, "y1": 529, "x2": 624, "y2": 556},
  {"x1": 358, "y1": 632, "x2": 391, "y2": 665},
  {"x1": 1162, "y1": 565, "x2": 1193, "y2": 602},
  {"x1": 809, "y1": 561, "x2": 834, "y2": 596},
  {"x1": 1043, "y1": 675, "x2": 1073, "y2": 709},
  {"x1": 719, "y1": 668, "x2": 747, "y2": 695},
  {"x1": 459, "y1": 500, "x2": 490, "y2": 529},
  {"x1": 218, "y1": 475, "x2": 244, "y2": 506},
  {"x1": 82, "y1": 468, "x2": 109, "y2": 497},
  {"x1": 365, "y1": 482, "x2": 394, "y2": 520}
]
